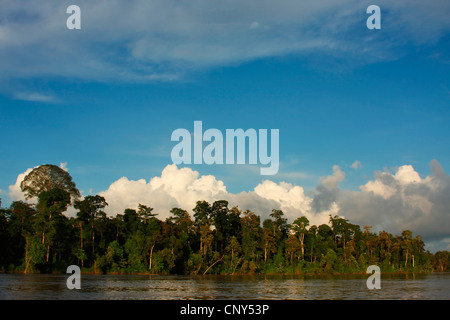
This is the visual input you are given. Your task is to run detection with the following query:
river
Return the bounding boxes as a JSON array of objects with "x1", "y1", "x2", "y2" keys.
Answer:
[{"x1": 0, "y1": 273, "x2": 449, "y2": 300}]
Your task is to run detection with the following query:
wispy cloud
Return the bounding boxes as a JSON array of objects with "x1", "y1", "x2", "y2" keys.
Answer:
[
  {"x1": 13, "y1": 91, "x2": 59, "y2": 103},
  {"x1": 0, "y1": 0, "x2": 449, "y2": 93}
]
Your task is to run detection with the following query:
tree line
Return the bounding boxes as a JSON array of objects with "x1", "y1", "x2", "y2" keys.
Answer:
[{"x1": 0, "y1": 164, "x2": 448, "y2": 274}]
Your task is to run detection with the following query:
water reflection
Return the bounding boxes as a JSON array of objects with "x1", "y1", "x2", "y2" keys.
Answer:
[{"x1": 0, "y1": 273, "x2": 448, "y2": 300}]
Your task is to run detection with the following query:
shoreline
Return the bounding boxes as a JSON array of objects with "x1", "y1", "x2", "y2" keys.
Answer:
[{"x1": 1, "y1": 270, "x2": 441, "y2": 276}]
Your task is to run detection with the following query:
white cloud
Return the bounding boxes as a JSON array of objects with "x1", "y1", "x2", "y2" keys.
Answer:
[
  {"x1": 8, "y1": 167, "x2": 34, "y2": 203},
  {"x1": 60, "y1": 162, "x2": 68, "y2": 172},
  {"x1": 7, "y1": 160, "x2": 450, "y2": 251},
  {"x1": 13, "y1": 92, "x2": 59, "y2": 103},
  {"x1": 342, "y1": 160, "x2": 450, "y2": 243},
  {"x1": 249, "y1": 21, "x2": 260, "y2": 30},
  {"x1": 320, "y1": 165, "x2": 345, "y2": 188},
  {"x1": 351, "y1": 160, "x2": 362, "y2": 170},
  {"x1": 99, "y1": 164, "x2": 228, "y2": 216},
  {"x1": 1, "y1": 0, "x2": 449, "y2": 98},
  {"x1": 97, "y1": 164, "x2": 334, "y2": 225}
]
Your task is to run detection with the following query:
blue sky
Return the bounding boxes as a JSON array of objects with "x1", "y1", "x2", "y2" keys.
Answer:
[{"x1": 1, "y1": 0, "x2": 450, "y2": 250}]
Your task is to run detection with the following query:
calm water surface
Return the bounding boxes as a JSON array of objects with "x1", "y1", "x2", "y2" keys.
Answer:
[{"x1": 0, "y1": 273, "x2": 449, "y2": 300}]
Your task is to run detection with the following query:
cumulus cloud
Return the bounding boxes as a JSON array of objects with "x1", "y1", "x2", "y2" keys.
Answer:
[
  {"x1": 99, "y1": 164, "x2": 228, "y2": 216},
  {"x1": 311, "y1": 165, "x2": 345, "y2": 214},
  {"x1": 8, "y1": 167, "x2": 34, "y2": 203},
  {"x1": 7, "y1": 160, "x2": 450, "y2": 250},
  {"x1": 96, "y1": 161, "x2": 450, "y2": 251},
  {"x1": 96, "y1": 164, "x2": 336, "y2": 226},
  {"x1": 341, "y1": 160, "x2": 450, "y2": 243}
]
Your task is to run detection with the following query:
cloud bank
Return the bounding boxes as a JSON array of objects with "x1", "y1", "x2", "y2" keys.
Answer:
[{"x1": 8, "y1": 160, "x2": 450, "y2": 251}]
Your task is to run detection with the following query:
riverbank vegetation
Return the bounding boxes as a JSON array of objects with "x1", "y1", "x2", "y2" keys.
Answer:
[{"x1": 0, "y1": 164, "x2": 448, "y2": 275}]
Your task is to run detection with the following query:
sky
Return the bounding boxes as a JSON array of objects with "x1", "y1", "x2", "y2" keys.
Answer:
[{"x1": 1, "y1": 0, "x2": 450, "y2": 252}]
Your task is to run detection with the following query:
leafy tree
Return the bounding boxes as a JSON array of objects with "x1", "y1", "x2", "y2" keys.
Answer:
[
  {"x1": 24, "y1": 236, "x2": 47, "y2": 273},
  {"x1": 0, "y1": 207, "x2": 10, "y2": 270},
  {"x1": 226, "y1": 236, "x2": 242, "y2": 272},
  {"x1": 137, "y1": 203, "x2": 157, "y2": 223},
  {"x1": 36, "y1": 188, "x2": 71, "y2": 263},
  {"x1": 6, "y1": 201, "x2": 37, "y2": 269},
  {"x1": 285, "y1": 234, "x2": 301, "y2": 266},
  {"x1": 433, "y1": 251, "x2": 449, "y2": 272},
  {"x1": 210, "y1": 200, "x2": 230, "y2": 254},
  {"x1": 401, "y1": 230, "x2": 413, "y2": 268},
  {"x1": 20, "y1": 164, "x2": 80, "y2": 202},
  {"x1": 74, "y1": 195, "x2": 108, "y2": 261},
  {"x1": 307, "y1": 225, "x2": 318, "y2": 263},
  {"x1": 269, "y1": 209, "x2": 289, "y2": 241},
  {"x1": 0, "y1": 190, "x2": 441, "y2": 275},
  {"x1": 262, "y1": 219, "x2": 277, "y2": 264},
  {"x1": 240, "y1": 209, "x2": 262, "y2": 263},
  {"x1": 193, "y1": 200, "x2": 212, "y2": 256},
  {"x1": 106, "y1": 240, "x2": 124, "y2": 272},
  {"x1": 292, "y1": 216, "x2": 309, "y2": 259},
  {"x1": 193, "y1": 200, "x2": 211, "y2": 228},
  {"x1": 145, "y1": 217, "x2": 162, "y2": 272}
]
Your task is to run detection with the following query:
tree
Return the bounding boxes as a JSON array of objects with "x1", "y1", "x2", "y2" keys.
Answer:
[
  {"x1": 401, "y1": 230, "x2": 413, "y2": 268},
  {"x1": 145, "y1": 217, "x2": 162, "y2": 272},
  {"x1": 377, "y1": 230, "x2": 393, "y2": 267},
  {"x1": 74, "y1": 195, "x2": 108, "y2": 260},
  {"x1": 169, "y1": 207, "x2": 194, "y2": 254},
  {"x1": 193, "y1": 200, "x2": 211, "y2": 227},
  {"x1": 307, "y1": 225, "x2": 318, "y2": 262},
  {"x1": 433, "y1": 251, "x2": 449, "y2": 272},
  {"x1": 292, "y1": 216, "x2": 309, "y2": 259},
  {"x1": 20, "y1": 164, "x2": 80, "y2": 202},
  {"x1": 285, "y1": 234, "x2": 301, "y2": 266},
  {"x1": 262, "y1": 219, "x2": 277, "y2": 264},
  {"x1": 269, "y1": 209, "x2": 289, "y2": 240},
  {"x1": 193, "y1": 200, "x2": 212, "y2": 256},
  {"x1": 211, "y1": 200, "x2": 230, "y2": 254},
  {"x1": 240, "y1": 209, "x2": 262, "y2": 263},
  {"x1": 8, "y1": 201, "x2": 37, "y2": 271},
  {"x1": 329, "y1": 215, "x2": 358, "y2": 264},
  {"x1": 226, "y1": 236, "x2": 241, "y2": 272},
  {"x1": 137, "y1": 203, "x2": 157, "y2": 223},
  {"x1": 0, "y1": 192, "x2": 444, "y2": 275},
  {"x1": 36, "y1": 188, "x2": 71, "y2": 262},
  {"x1": 0, "y1": 206, "x2": 11, "y2": 270}
]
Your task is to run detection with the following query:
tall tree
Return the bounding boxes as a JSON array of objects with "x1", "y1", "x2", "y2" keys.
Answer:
[
  {"x1": 74, "y1": 195, "x2": 108, "y2": 259},
  {"x1": 8, "y1": 201, "x2": 37, "y2": 270},
  {"x1": 292, "y1": 216, "x2": 309, "y2": 259},
  {"x1": 210, "y1": 200, "x2": 230, "y2": 253},
  {"x1": 137, "y1": 203, "x2": 157, "y2": 223},
  {"x1": 269, "y1": 209, "x2": 289, "y2": 241},
  {"x1": 262, "y1": 219, "x2": 277, "y2": 264},
  {"x1": 36, "y1": 188, "x2": 71, "y2": 262},
  {"x1": 401, "y1": 230, "x2": 413, "y2": 268},
  {"x1": 145, "y1": 216, "x2": 162, "y2": 272},
  {"x1": 285, "y1": 234, "x2": 301, "y2": 266},
  {"x1": 240, "y1": 209, "x2": 262, "y2": 262},
  {"x1": 193, "y1": 200, "x2": 212, "y2": 255},
  {"x1": 20, "y1": 164, "x2": 80, "y2": 202}
]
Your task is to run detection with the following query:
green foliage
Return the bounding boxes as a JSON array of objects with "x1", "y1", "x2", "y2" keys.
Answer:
[
  {"x1": 0, "y1": 190, "x2": 445, "y2": 274},
  {"x1": 20, "y1": 164, "x2": 80, "y2": 202}
]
